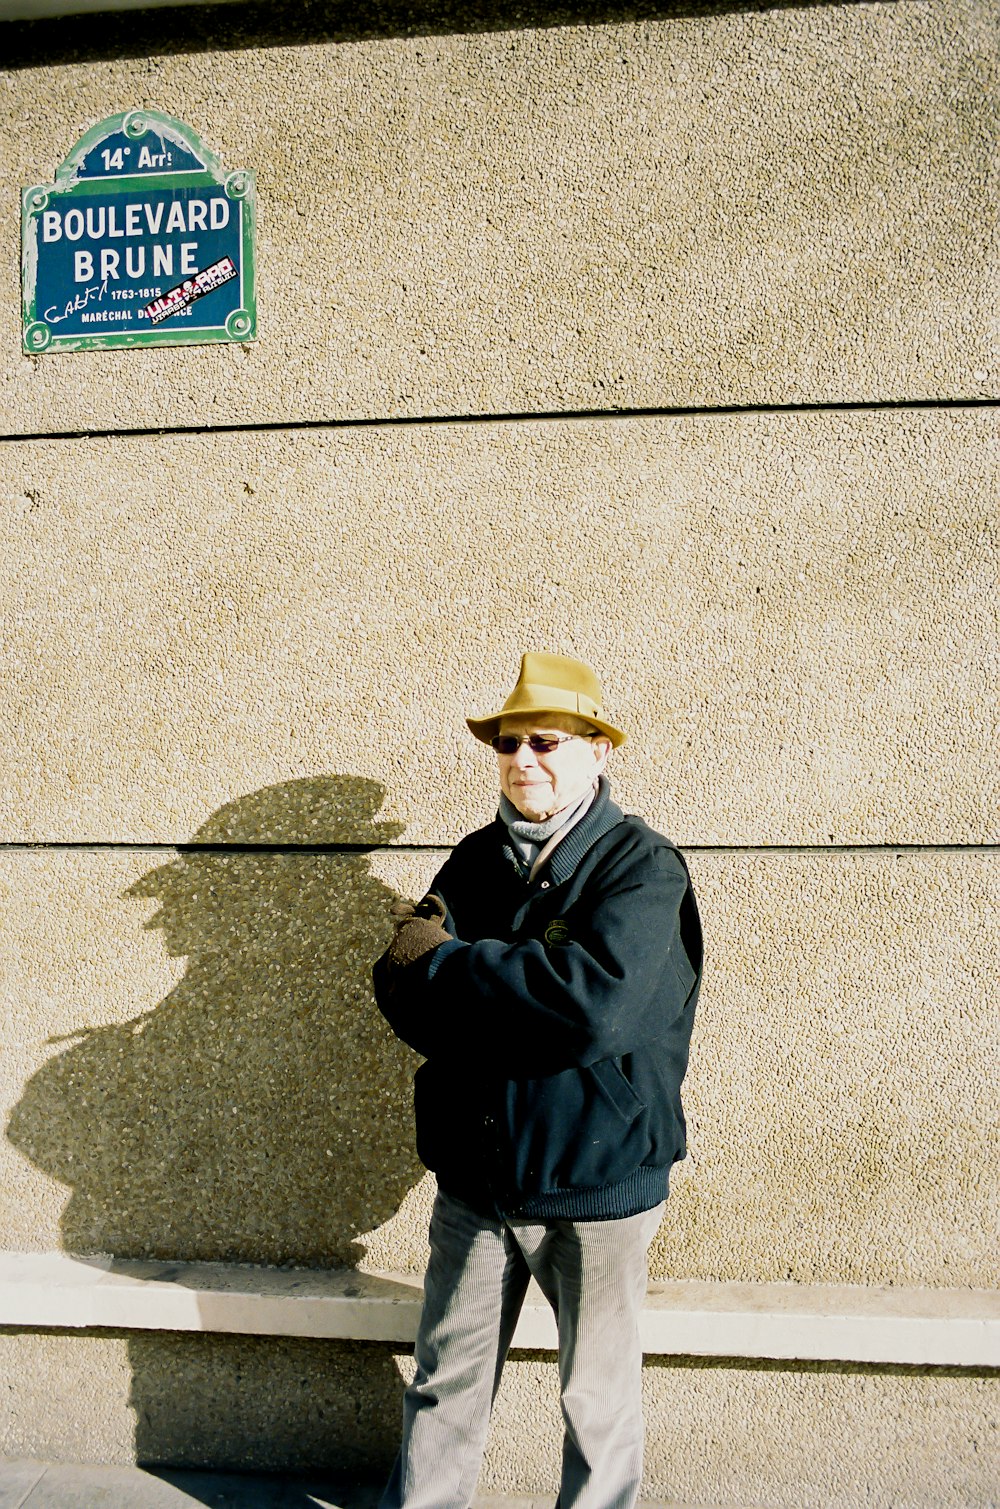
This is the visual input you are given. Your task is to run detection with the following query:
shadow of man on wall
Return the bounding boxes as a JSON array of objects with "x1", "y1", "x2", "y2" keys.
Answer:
[{"x1": 7, "y1": 775, "x2": 424, "y2": 1481}]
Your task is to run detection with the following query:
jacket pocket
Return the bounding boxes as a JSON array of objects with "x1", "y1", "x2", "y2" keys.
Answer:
[
  {"x1": 589, "y1": 1056, "x2": 646, "y2": 1124},
  {"x1": 508, "y1": 1062, "x2": 651, "y2": 1195}
]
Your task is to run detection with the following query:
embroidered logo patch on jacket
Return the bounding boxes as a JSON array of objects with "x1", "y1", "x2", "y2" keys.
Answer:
[{"x1": 544, "y1": 919, "x2": 572, "y2": 946}]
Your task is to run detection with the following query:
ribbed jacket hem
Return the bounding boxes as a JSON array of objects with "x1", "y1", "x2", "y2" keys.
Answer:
[{"x1": 505, "y1": 1165, "x2": 670, "y2": 1221}]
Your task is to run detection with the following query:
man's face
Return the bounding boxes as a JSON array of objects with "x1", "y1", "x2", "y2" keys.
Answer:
[{"x1": 497, "y1": 714, "x2": 611, "y2": 821}]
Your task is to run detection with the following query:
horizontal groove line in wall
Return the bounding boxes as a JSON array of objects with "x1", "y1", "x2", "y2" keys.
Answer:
[
  {"x1": 0, "y1": 843, "x2": 995, "y2": 856},
  {"x1": 1, "y1": 396, "x2": 997, "y2": 448}
]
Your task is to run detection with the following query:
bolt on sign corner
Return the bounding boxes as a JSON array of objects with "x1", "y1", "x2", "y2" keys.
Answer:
[{"x1": 22, "y1": 110, "x2": 256, "y2": 353}]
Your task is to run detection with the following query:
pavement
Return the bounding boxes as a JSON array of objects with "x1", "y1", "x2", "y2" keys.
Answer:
[
  {"x1": 0, "y1": 1463, "x2": 385, "y2": 1509},
  {"x1": 0, "y1": 1462, "x2": 697, "y2": 1509}
]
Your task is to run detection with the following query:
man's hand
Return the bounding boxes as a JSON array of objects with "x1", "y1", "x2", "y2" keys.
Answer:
[{"x1": 386, "y1": 893, "x2": 452, "y2": 968}]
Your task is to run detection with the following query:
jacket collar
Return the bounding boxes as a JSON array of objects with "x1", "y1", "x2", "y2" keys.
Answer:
[{"x1": 498, "y1": 775, "x2": 623, "y2": 886}]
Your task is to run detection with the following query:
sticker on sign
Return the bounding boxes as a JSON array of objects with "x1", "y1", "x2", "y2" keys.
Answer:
[{"x1": 145, "y1": 256, "x2": 238, "y2": 325}]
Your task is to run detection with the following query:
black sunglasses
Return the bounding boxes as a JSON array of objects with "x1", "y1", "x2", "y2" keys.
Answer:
[{"x1": 490, "y1": 733, "x2": 589, "y2": 755}]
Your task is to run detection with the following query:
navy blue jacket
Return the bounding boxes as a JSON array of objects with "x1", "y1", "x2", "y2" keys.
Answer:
[{"x1": 374, "y1": 778, "x2": 702, "y2": 1219}]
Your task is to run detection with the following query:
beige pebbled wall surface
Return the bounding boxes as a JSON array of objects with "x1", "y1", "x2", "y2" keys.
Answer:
[
  {"x1": 1, "y1": 408, "x2": 996, "y2": 846},
  {"x1": 1, "y1": 0, "x2": 997, "y2": 433},
  {"x1": 0, "y1": 1330, "x2": 997, "y2": 1505},
  {"x1": 1, "y1": 848, "x2": 996, "y2": 1286},
  {"x1": 1, "y1": 0, "x2": 998, "y2": 1496}
]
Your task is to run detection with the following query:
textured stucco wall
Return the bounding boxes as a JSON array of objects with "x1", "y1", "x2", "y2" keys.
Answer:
[
  {"x1": 1, "y1": 848, "x2": 996, "y2": 1287},
  {"x1": 1, "y1": 409, "x2": 996, "y2": 845},
  {"x1": 1, "y1": 0, "x2": 997, "y2": 1496},
  {"x1": 2, "y1": 0, "x2": 997, "y2": 432},
  {"x1": 1, "y1": 1330, "x2": 996, "y2": 1506}
]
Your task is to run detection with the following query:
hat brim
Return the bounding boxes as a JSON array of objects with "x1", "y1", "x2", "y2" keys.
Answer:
[{"x1": 467, "y1": 705, "x2": 626, "y2": 749}]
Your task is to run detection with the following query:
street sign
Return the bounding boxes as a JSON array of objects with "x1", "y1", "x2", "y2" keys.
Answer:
[{"x1": 22, "y1": 110, "x2": 256, "y2": 353}]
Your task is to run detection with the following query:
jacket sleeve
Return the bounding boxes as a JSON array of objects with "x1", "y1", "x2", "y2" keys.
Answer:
[{"x1": 375, "y1": 839, "x2": 698, "y2": 1078}]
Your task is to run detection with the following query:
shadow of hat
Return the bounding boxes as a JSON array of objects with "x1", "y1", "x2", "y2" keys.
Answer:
[
  {"x1": 124, "y1": 777, "x2": 404, "y2": 955},
  {"x1": 182, "y1": 775, "x2": 405, "y2": 847}
]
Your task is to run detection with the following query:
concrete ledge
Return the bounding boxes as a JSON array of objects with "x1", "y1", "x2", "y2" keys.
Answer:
[{"x1": 0, "y1": 1253, "x2": 996, "y2": 1368}]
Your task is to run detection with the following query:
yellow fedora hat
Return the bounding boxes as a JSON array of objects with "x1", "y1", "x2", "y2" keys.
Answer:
[{"x1": 467, "y1": 652, "x2": 627, "y2": 748}]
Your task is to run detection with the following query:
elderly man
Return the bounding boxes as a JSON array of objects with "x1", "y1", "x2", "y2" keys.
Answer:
[{"x1": 374, "y1": 652, "x2": 702, "y2": 1509}]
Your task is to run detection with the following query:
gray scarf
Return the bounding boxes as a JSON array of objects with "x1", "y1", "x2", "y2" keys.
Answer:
[{"x1": 500, "y1": 784, "x2": 597, "y2": 874}]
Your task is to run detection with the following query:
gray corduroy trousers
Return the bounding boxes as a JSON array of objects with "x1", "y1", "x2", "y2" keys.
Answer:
[{"x1": 380, "y1": 1188, "x2": 664, "y2": 1509}]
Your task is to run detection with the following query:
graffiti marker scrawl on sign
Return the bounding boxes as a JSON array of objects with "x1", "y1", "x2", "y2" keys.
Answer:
[{"x1": 22, "y1": 110, "x2": 256, "y2": 352}]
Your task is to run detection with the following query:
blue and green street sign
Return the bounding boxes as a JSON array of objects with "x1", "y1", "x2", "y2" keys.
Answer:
[{"x1": 22, "y1": 110, "x2": 256, "y2": 353}]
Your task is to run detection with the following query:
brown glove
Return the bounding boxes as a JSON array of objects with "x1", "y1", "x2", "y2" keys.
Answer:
[{"x1": 386, "y1": 893, "x2": 452, "y2": 968}]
